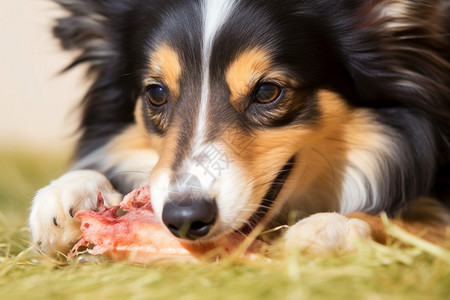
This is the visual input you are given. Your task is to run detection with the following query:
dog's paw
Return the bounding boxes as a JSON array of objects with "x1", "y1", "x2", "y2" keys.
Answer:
[
  {"x1": 29, "y1": 170, "x2": 122, "y2": 257},
  {"x1": 284, "y1": 212, "x2": 372, "y2": 255}
]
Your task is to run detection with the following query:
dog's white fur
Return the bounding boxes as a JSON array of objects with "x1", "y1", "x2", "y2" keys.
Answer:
[
  {"x1": 284, "y1": 213, "x2": 372, "y2": 255},
  {"x1": 30, "y1": 170, "x2": 122, "y2": 257}
]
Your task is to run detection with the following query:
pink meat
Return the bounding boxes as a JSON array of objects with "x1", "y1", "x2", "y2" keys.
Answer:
[{"x1": 69, "y1": 185, "x2": 264, "y2": 263}]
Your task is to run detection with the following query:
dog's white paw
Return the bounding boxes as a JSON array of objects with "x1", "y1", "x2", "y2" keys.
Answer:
[
  {"x1": 29, "y1": 170, "x2": 122, "y2": 257},
  {"x1": 284, "y1": 212, "x2": 372, "y2": 255}
]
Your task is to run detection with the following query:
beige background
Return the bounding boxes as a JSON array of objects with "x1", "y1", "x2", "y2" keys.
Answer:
[{"x1": 0, "y1": 0, "x2": 87, "y2": 150}]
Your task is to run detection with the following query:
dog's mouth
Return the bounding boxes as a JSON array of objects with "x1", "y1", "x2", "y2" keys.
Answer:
[{"x1": 239, "y1": 156, "x2": 295, "y2": 235}]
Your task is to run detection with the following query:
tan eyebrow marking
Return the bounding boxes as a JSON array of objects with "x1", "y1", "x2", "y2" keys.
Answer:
[
  {"x1": 147, "y1": 43, "x2": 182, "y2": 99},
  {"x1": 225, "y1": 47, "x2": 273, "y2": 110}
]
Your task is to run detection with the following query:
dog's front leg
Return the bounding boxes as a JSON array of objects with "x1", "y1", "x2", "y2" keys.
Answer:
[
  {"x1": 283, "y1": 205, "x2": 448, "y2": 255},
  {"x1": 283, "y1": 212, "x2": 388, "y2": 255},
  {"x1": 29, "y1": 170, "x2": 122, "y2": 257}
]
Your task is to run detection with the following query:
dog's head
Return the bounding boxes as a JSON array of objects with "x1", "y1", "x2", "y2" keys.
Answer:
[{"x1": 54, "y1": 0, "x2": 449, "y2": 242}]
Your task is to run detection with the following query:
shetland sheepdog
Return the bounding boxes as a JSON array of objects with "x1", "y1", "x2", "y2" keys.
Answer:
[{"x1": 30, "y1": 0, "x2": 449, "y2": 257}]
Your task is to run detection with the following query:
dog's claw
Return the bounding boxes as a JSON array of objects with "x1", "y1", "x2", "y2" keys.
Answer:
[
  {"x1": 69, "y1": 209, "x2": 74, "y2": 218},
  {"x1": 53, "y1": 217, "x2": 58, "y2": 226}
]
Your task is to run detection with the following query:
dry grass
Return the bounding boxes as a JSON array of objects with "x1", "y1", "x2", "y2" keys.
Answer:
[{"x1": 0, "y1": 150, "x2": 449, "y2": 299}]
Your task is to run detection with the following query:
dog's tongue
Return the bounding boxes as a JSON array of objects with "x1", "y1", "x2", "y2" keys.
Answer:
[{"x1": 69, "y1": 185, "x2": 263, "y2": 263}]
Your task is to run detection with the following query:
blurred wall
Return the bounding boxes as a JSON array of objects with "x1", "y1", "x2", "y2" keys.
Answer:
[{"x1": 0, "y1": 0, "x2": 87, "y2": 150}]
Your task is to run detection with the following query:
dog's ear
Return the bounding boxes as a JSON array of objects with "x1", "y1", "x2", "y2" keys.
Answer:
[
  {"x1": 53, "y1": 0, "x2": 141, "y2": 157},
  {"x1": 331, "y1": 0, "x2": 450, "y2": 158},
  {"x1": 54, "y1": 0, "x2": 116, "y2": 72}
]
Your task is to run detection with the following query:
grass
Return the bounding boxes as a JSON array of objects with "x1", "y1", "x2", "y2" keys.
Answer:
[{"x1": 0, "y1": 149, "x2": 449, "y2": 299}]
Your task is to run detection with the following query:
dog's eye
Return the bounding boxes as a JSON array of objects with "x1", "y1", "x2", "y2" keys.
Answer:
[
  {"x1": 146, "y1": 85, "x2": 168, "y2": 106},
  {"x1": 255, "y1": 83, "x2": 281, "y2": 104}
]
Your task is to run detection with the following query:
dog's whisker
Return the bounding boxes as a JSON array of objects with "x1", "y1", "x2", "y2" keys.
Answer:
[
  {"x1": 108, "y1": 170, "x2": 151, "y2": 179},
  {"x1": 310, "y1": 148, "x2": 338, "y2": 192}
]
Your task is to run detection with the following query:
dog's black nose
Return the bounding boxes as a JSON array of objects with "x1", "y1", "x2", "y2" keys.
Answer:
[{"x1": 162, "y1": 198, "x2": 217, "y2": 240}]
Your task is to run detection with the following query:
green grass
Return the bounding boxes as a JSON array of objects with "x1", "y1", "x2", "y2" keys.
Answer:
[{"x1": 0, "y1": 150, "x2": 449, "y2": 299}]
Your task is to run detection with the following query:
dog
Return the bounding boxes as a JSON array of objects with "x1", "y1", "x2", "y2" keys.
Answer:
[{"x1": 30, "y1": 0, "x2": 450, "y2": 257}]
